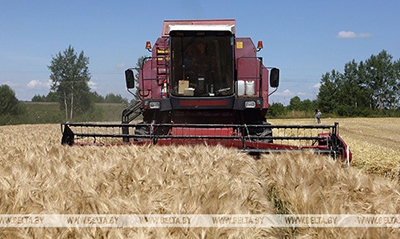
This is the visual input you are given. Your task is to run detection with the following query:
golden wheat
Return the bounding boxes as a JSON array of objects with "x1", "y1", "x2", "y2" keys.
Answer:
[
  {"x1": 269, "y1": 117, "x2": 400, "y2": 179},
  {"x1": 258, "y1": 151, "x2": 400, "y2": 238},
  {"x1": 0, "y1": 124, "x2": 278, "y2": 238},
  {"x1": 1, "y1": 120, "x2": 400, "y2": 238}
]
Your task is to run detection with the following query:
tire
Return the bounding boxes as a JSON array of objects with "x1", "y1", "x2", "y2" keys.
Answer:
[
  {"x1": 256, "y1": 122, "x2": 273, "y2": 143},
  {"x1": 244, "y1": 121, "x2": 273, "y2": 143},
  {"x1": 134, "y1": 122, "x2": 150, "y2": 141}
]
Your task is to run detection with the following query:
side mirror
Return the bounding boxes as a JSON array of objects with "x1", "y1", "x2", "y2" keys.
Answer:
[
  {"x1": 125, "y1": 69, "x2": 135, "y2": 89},
  {"x1": 270, "y1": 68, "x2": 279, "y2": 88}
]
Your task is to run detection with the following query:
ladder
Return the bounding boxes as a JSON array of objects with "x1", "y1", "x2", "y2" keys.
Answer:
[{"x1": 122, "y1": 100, "x2": 141, "y2": 123}]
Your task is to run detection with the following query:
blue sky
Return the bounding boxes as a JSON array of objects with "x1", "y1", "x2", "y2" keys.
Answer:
[{"x1": 1, "y1": 0, "x2": 399, "y2": 104}]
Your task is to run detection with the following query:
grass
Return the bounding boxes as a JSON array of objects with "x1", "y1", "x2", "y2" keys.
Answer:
[{"x1": 3, "y1": 102, "x2": 129, "y2": 125}]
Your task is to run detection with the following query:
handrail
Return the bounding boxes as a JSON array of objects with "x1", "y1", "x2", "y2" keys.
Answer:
[{"x1": 139, "y1": 56, "x2": 169, "y2": 98}]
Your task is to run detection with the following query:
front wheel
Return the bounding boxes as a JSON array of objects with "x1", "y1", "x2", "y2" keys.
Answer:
[
  {"x1": 244, "y1": 121, "x2": 273, "y2": 143},
  {"x1": 257, "y1": 122, "x2": 273, "y2": 143},
  {"x1": 255, "y1": 122, "x2": 273, "y2": 143},
  {"x1": 134, "y1": 122, "x2": 150, "y2": 141}
]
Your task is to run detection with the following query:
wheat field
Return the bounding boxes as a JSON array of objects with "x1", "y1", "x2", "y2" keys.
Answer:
[
  {"x1": 269, "y1": 117, "x2": 400, "y2": 179},
  {"x1": 0, "y1": 118, "x2": 399, "y2": 238}
]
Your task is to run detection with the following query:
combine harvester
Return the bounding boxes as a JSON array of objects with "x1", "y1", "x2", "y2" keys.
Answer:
[{"x1": 61, "y1": 20, "x2": 351, "y2": 162}]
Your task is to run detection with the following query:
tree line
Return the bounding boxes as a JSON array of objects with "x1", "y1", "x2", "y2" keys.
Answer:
[
  {"x1": 1, "y1": 46, "x2": 131, "y2": 124},
  {"x1": 268, "y1": 50, "x2": 400, "y2": 118},
  {"x1": 32, "y1": 91, "x2": 129, "y2": 104},
  {"x1": 0, "y1": 84, "x2": 26, "y2": 124},
  {"x1": 267, "y1": 96, "x2": 318, "y2": 118},
  {"x1": 317, "y1": 50, "x2": 400, "y2": 116},
  {"x1": 1, "y1": 47, "x2": 399, "y2": 124}
]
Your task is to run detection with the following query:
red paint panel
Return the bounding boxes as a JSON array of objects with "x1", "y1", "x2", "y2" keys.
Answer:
[
  {"x1": 171, "y1": 127, "x2": 234, "y2": 136},
  {"x1": 179, "y1": 100, "x2": 228, "y2": 107},
  {"x1": 262, "y1": 66, "x2": 269, "y2": 109}
]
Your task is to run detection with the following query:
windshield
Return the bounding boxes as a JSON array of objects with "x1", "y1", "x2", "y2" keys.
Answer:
[{"x1": 170, "y1": 31, "x2": 234, "y2": 97}]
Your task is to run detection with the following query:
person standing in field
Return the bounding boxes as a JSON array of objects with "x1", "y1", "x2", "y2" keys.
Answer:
[{"x1": 316, "y1": 109, "x2": 321, "y2": 124}]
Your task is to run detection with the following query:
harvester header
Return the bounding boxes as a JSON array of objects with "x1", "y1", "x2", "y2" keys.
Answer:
[{"x1": 61, "y1": 19, "x2": 352, "y2": 163}]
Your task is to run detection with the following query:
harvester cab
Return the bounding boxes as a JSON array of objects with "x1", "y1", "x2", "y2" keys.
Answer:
[
  {"x1": 61, "y1": 19, "x2": 352, "y2": 163},
  {"x1": 124, "y1": 20, "x2": 279, "y2": 126}
]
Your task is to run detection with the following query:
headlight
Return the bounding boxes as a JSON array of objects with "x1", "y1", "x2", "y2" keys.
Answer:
[
  {"x1": 149, "y1": 101, "x2": 161, "y2": 109},
  {"x1": 244, "y1": 101, "x2": 256, "y2": 108}
]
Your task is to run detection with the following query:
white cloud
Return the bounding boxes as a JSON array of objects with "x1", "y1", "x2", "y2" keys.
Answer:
[
  {"x1": 26, "y1": 79, "x2": 51, "y2": 89},
  {"x1": 337, "y1": 31, "x2": 372, "y2": 39},
  {"x1": 275, "y1": 89, "x2": 294, "y2": 97},
  {"x1": 27, "y1": 79, "x2": 98, "y2": 90},
  {"x1": 27, "y1": 80, "x2": 40, "y2": 88},
  {"x1": 116, "y1": 63, "x2": 126, "y2": 70},
  {"x1": 297, "y1": 92, "x2": 308, "y2": 96},
  {"x1": 311, "y1": 83, "x2": 321, "y2": 90},
  {"x1": 88, "y1": 79, "x2": 97, "y2": 90}
]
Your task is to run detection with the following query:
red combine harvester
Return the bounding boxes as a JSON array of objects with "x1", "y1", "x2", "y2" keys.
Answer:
[{"x1": 61, "y1": 19, "x2": 351, "y2": 162}]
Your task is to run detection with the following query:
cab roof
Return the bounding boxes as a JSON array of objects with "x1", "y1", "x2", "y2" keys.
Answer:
[{"x1": 162, "y1": 19, "x2": 236, "y2": 37}]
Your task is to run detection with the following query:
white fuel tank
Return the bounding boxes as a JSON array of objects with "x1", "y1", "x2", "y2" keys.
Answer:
[
  {"x1": 245, "y1": 81, "x2": 255, "y2": 95},
  {"x1": 236, "y1": 80, "x2": 245, "y2": 96}
]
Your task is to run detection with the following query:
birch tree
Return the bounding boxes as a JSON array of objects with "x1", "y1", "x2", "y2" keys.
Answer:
[{"x1": 48, "y1": 46, "x2": 91, "y2": 121}]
